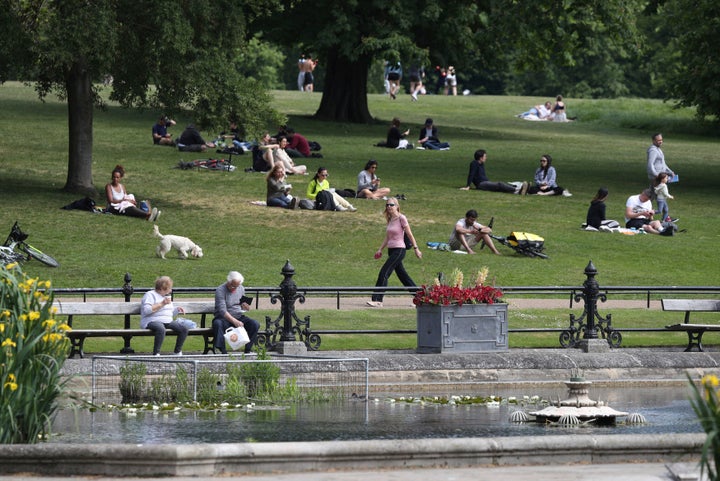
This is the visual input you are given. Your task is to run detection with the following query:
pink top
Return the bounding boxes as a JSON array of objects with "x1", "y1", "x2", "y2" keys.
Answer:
[{"x1": 386, "y1": 214, "x2": 409, "y2": 248}]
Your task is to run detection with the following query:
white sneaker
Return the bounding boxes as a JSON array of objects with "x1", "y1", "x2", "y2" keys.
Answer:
[
  {"x1": 411, "y1": 92, "x2": 418, "y2": 101},
  {"x1": 416, "y1": 146, "x2": 425, "y2": 150},
  {"x1": 174, "y1": 351, "x2": 183, "y2": 356},
  {"x1": 154, "y1": 353, "x2": 161, "y2": 356},
  {"x1": 335, "y1": 205, "x2": 347, "y2": 211},
  {"x1": 562, "y1": 190, "x2": 573, "y2": 197},
  {"x1": 348, "y1": 205, "x2": 357, "y2": 212},
  {"x1": 366, "y1": 301, "x2": 383, "y2": 308},
  {"x1": 149, "y1": 207, "x2": 158, "y2": 221},
  {"x1": 599, "y1": 225, "x2": 612, "y2": 233}
]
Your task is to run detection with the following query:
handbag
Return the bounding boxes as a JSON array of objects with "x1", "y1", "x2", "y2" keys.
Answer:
[{"x1": 224, "y1": 326, "x2": 250, "y2": 350}]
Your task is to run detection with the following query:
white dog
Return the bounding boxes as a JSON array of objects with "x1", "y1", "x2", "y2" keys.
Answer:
[{"x1": 153, "y1": 224, "x2": 203, "y2": 260}]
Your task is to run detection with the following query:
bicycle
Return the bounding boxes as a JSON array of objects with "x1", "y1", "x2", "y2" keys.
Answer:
[{"x1": 1, "y1": 221, "x2": 59, "y2": 268}]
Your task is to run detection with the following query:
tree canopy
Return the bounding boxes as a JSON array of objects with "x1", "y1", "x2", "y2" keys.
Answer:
[
  {"x1": 263, "y1": 0, "x2": 645, "y2": 123},
  {"x1": 0, "y1": 0, "x2": 284, "y2": 195}
]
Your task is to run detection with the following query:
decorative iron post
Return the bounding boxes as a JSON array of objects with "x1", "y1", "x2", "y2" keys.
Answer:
[
  {"x1": 120, "y1": 272, "x2": 135, "y2": 354},
  {"x1": 259, "y1": 260, "x2": 321, "y2": 351},
  {"x1": 560, "y1": 261, "x2": 621, "y2": 350}
]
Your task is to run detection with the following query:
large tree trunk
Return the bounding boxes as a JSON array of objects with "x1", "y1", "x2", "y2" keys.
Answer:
[
  {"x1": 315, "y1": 48, "x2": 373, "y2": 123},
  {"x1": 63, "y1": 60, "x2": 97, "y2": 196}
]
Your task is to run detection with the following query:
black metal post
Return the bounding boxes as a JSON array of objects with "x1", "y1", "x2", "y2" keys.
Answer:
[
  {"x1": 279, "y1": 261, "x2": 298, "y2": 342},
  {"x1": 582, "y1": 261, "x2": 600, "y2": 340},
  {"x1": 120, "y1": 272, "x2": 135, "y2": 354},
  {"x1": 560, "y1": 261, "x2": 621, "y2": 349},
  {"x1": 259, "y1": 261, "x2": 321, "y2": 351}
]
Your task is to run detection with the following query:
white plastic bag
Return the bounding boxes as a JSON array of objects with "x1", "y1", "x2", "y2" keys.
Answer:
[
  {"x1": 224, "y1": 326, "x2": 250, "y2": 350},
  {"x1": 175, "y1": 317, "x2": 197, "y2": 329}
]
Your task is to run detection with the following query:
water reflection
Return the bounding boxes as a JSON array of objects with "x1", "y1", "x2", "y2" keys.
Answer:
[{"x1": 50, "y1": 387, "x2": 701, "y2": 444}]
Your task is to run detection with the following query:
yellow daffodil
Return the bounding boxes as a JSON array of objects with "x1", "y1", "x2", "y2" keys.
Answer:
[
  {"x1": 42, "y1": 319, "x2": 56, "y2": 329},
  {"x1": 1, "y1": 338, "x2": 17, "y2": 348},
  {"x1": 28, "y1": 311, "x2": 40, "y2": 321},
  {"x1": 3, "y1": 381, "x2": 18, "y2": 391}
]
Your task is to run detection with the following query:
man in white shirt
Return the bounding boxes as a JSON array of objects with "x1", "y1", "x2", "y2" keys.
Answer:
[
  {"x1": 448, "y1": 209, "x2": 501, "y2": 254},
  {"x1": 624, "y1": 189, "x2": 664, "y2": 234}
]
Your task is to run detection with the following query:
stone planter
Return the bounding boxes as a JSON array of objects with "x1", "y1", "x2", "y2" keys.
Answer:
[{"x1": 416, "y1": 303, "x2": 508, "y2": 353}]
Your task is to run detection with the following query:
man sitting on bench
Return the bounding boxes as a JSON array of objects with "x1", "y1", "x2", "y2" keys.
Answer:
[{"x1": 212, "y1": 271, "x2": 260, "y2": 354}]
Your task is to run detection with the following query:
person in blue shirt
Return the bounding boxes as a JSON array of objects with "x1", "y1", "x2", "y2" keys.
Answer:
[{"x1": 151, "y1": 116, "x2": 176, "y2": 146}]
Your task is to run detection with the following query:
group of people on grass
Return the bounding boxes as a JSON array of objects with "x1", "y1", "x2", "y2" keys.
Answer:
[
  {"x1": 517, "y1": 95, "x2": 571, "y2": 122},
  {"x1": 140, "y1": 271, "x2": 260, "y2": 356},
  {"x1": 584, "y1": 133, "x2": 678, "y2": 235},
  {"x1": 376, "y1": 117, "x2": 450, "y2": 150}
]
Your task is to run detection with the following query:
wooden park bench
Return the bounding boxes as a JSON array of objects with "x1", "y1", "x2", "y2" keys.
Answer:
[
  {"x1": 55, "y1": 300, "x2": 217, "y2": 358},
  {"x1": 663, "y1": 299, "x2": 720, "y2": 352}
]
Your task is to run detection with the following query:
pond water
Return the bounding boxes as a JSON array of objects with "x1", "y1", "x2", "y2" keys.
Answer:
[{"x1": 49, "y1": 386, "x2": 702, "y2": 444}]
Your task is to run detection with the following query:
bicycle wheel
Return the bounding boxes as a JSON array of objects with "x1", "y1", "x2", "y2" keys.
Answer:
[{"x1": 22, "y1": 244, "x2": 59, "y2": 267}]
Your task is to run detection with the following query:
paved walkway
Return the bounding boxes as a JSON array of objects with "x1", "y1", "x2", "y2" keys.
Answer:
[{"x1": 0, "y1": 462, "x2": 704, "y2": 480}]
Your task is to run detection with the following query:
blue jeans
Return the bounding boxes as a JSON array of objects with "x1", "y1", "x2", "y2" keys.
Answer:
[
  {"x1": 268, "y1": 195, "x2": 292, "y2": 208},
  {"x1": 212, "y1": 315, "x2": 260, "y2": 354},
  {"x1": 422, "y1": 140, "x2": 450, "y2": 150},
  {"x1": 656, "y1": 200, "x2": 669, "y2": 220},
  {"x1": 372, "y1": 248, "x2": 416, "y2": 302},
  {"x1": 146, "y1": 320, "x2": 189, "y2": 355}
]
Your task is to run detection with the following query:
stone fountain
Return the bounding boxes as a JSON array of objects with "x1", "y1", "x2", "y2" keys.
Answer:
[{"x1": 519, "y1": 371, "x2": 639, "y2": 426}]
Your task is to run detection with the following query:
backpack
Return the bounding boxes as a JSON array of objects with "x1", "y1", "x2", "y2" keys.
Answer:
[
  {"x1": 308, "y1": 141, "x2": 322, "y2": 152},
  {"x1": 314, "y1": 190, "x2": 336, "y2": 211},
  {"x1": 660, "y1": 221, "x2": 678, "y2": 236},
  {"x1": 298, "y1": 199, "x2": 315, "y2": 210}
]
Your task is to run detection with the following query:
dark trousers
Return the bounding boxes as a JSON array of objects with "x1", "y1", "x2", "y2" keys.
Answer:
[
  {"x1": 372, "y1": 248, "x2": 416, "y2": 302},
  {"x1": 147, "y1": 320, "x2": 189, "y2": 355},
  {"x1": 476, "y1": 181, "x2": 516, "y2": 193},
  {"x1": 212, "y1": 315, "x2": 260, "y2": 354}
]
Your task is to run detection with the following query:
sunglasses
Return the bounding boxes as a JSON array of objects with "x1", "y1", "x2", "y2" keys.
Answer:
[{"x1": 386, "y1": 203, "x2": 396, "y2": 207}]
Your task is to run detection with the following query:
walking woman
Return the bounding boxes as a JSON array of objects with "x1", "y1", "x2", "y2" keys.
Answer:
[{"x1": 367, "y1": 200, "x2": 422, "y2": 308}]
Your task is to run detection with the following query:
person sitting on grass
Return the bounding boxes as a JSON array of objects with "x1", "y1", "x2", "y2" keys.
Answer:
[
  {"x1": 357, "y1": 160, "x2": 391, "y2": 200},
  {"x1": 460, "y1": 149, "x2": 527, "y2": 194},
  {"x1": 177, "y1": 124, "x2": 215, "y2": 152},
  {"x1": 417, "y1": 118, "x2": 450, "y2": 150},
  {"x1": 624, "y1": 189, "x2": 664, "y2": 234},
  {"x1": 152, "y1": 115, "x2": 176, "y2": 146},
  {"x1": 448, "y1": 209, "x2": 501, "y2": 255},
  {"x1": 525, "y1": 154, "x2": 572, "y2": 197},
  {"x1": 266, "y1": 163, "x2": 296, "y2": 209}
]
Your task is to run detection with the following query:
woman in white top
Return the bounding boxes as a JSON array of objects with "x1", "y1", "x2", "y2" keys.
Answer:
[
  {"x1": 105, "y1": 165, "x2": 159, "y2": 221},
  {"x1": 140, "y1": 276, "x2": 188, "y2": 355},
  {"x1": 272, "y1": 137, "x2": 307, "y2": 175}
]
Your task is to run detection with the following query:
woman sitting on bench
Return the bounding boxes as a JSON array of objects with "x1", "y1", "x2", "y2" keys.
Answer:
[{"x1": 140, "y1": 276, "x2": 188, "y2": 356}]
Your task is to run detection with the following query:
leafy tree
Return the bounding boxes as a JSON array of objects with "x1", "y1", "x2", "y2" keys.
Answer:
[
  {"x1": 658, "y1": 0, "x2": 720, "y2": 120},
  {"x1": 0, "y1": 0, "x2": 284, "y2": 195},
  {"x1": 263, "y1": 0, "x2": 643, "y2": 122}
]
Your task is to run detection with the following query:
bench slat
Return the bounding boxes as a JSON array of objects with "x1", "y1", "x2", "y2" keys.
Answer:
[
  {"x1": 665, "y1": 324, "x2": 720, "y2": 331},
  {"x1": 661, "y1": 299, "x2": 720, "y2": 311},
  {"x1": 55, "y1": 301, "x2": 215, "y2": 316}
]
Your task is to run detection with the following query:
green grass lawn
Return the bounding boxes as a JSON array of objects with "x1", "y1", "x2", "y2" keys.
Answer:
[{"x1": 1, "y1": 82, "x2": 719, "y2": 351}]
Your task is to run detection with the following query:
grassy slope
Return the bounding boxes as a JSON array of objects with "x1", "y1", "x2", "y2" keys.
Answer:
[{"x1": 1, "y1": 83, "x2": 719, "y2": 351}]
